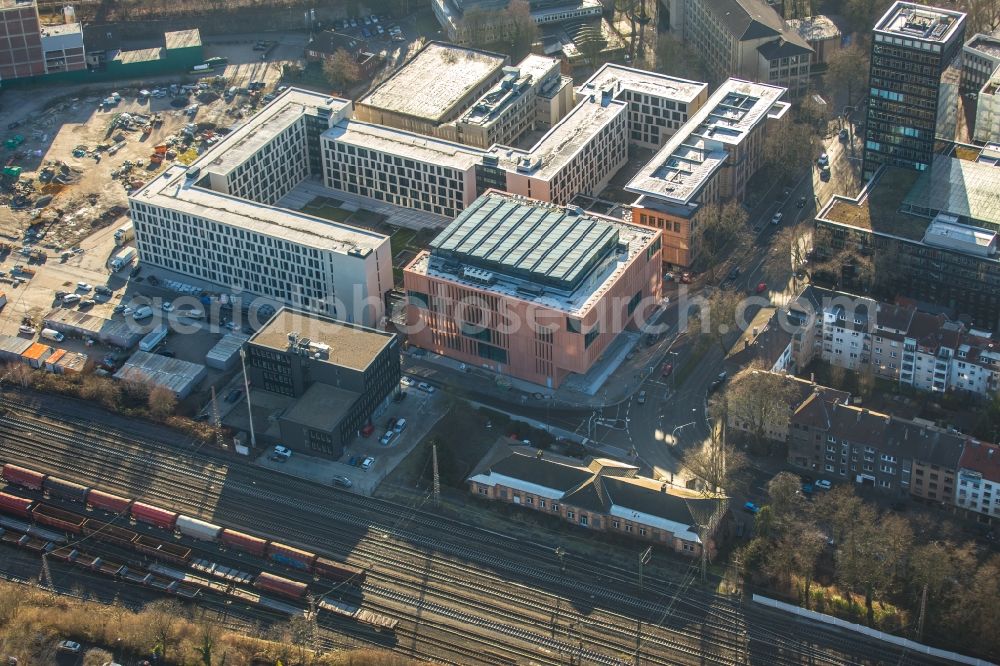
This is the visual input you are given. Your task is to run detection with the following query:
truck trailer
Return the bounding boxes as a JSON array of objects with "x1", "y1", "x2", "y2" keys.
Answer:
[{"x1": 110, "y1": 246, "x2": 137, "y2": 272}]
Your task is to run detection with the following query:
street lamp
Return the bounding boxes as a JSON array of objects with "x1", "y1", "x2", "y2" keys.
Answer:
[
  {"x1": 239, "y1": 347, "x2": 256, "y2": 449},
  {"x1": 670, "y1": 421, "x2": 696, "y2": 445},
  {"x1": 668, "y1": 350, "x2": 679, "y2": 391}
]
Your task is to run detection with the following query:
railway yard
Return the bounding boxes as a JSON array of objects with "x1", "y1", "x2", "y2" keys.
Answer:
[{"x1": 0, "y1": 390, "x2": 956, "y2": 665}]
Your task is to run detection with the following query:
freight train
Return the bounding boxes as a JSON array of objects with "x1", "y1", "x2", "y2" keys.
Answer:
[
  {"x1": 1, "y1": 464, "x2": 397, "y2": 630},
  {"x1": 1, "y1": 464, "x2": 366, "y2": 586}
]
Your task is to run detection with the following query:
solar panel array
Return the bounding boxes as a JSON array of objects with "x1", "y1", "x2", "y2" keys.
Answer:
[{"x1": 430, "y1": 194, "x2": 620, "y2": 292}]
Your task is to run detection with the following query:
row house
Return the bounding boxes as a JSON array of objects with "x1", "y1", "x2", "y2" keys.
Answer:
[
  {"x1": 956, "y1": 441, "x2": 1000, "y2": 522},
  {"x1": 787, "y1": 396, "x2": 966, "y2": 500},
  {"x1": 467, "y1": 447, "x2": 722, "y2": 556},
  {"x1": 727, "y1": 371, "x2": 850, "y2": 444}
]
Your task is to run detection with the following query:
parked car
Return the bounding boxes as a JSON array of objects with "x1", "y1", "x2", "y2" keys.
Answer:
[
  {"x1": 709, "y1": 371, "x2": 728, "y2": 393},
  {"x1": 394, "y1": 418, "x2": 407, "y2": 433},
  {"x1": 95, "y1": 285, "x2": 112, "y2": 296},
  {"x1": 743, "y1": 501, "x2": 760, "y2": 514},
  {"x1": 815, "y1": 479, "x2": 832, "y2": 491},
  {"x1": 79, "y1": 298, "x2": 96, "y2": 308},
  {"x1": 726, "y1": 266, "x2": 740, "y2": 281},
  {"x1": 755, "y1": 282, "x2": 767, "y2": 294},
  {"x1": 18, "y1": 325, "x2": 35, "y2": 335},
  {"x1": 62, "y1": 294, "x2": 81, "y2": 305},
  {"x1": 379, "y1": 430, "x2": 396, "y2": 446},
  {"x1": 771, "y1": 212, "x2": 782, "y2": 225},
  {"x1": 636, "y1": 390, "x2": 647, "y2": 405},
  {"x1": 361, "y1": 456, "x2": 375, "y2": 470},
  {"x1": 57, "y1": 641, "x2": 81, "y2": 654},
  {"x1": 817, "y1": 152, "x2": 829, "y2": 167},
  {"x1": 332, "y1": 475, "x2": 352, "y2": 488},
  {"x1": 661, "y1": 362, "x2": 673, "y2": 377},
  {"x1": 270, "y1": 445, "x2": 292, "y2": 462},
  {"x1": 76, "y1": 282, "x2": 92, "y2": 292},
  {"x1": 400, "y1": 375, "x2": 416, "y2": 387},
  {"x1": 161, "y1": 301, "x2": 174, "y2": 312},
  {"x1": 417, "y1": 382, "x2": 435, "y2": 394}
]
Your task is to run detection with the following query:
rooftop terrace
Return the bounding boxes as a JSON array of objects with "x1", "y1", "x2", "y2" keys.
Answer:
[
  {"x1": 360, "y1": 41, "x2": 507, "y2": 123},
  {"x1": 874, "y1": 1, "x2": 965, "y2": 43},
  {"x1": 250, "y1": 307, "x2": 396, "y2": 371}
]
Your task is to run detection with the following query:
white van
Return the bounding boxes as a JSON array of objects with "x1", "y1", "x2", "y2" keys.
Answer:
[
  {"x1": 394, "y1": 418, "x2": 407, "y2": 433},
  {"x1": 132, "y1": 306, "x2": 153, "y2": 321},
  {"x1": 40, "y1": 328, "x2": 64, "y2": 342}
]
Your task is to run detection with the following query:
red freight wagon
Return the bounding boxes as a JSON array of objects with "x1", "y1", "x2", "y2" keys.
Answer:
[
  {"x1": 314, "y1": 557, "x2": 365, "y2": 584},
  {"x1": 133, "y1": 535, "x2": 191, "y2": 565},
  {"x1": 254, "y1": 572, "x2": 308, "y2": 600},
  {"x1": 43, "y1": 476, "x2": 89, "y2": 503},
  {"x1": 266, "y1": 541, "x2": 317, "y2": 571},
  {"x1": 2, "y1": 464, "x2": 45, "y2": 490},
  {"x1": 87, "y1": 489, "x2": 132, "y2": 514},
  {"x1": 0, "y1": 492, "x2": 33, "y2": 518},
  {"x1": 130, "y1": 502, "x2": 178, "y2": 530},
  {"x1": 220, "y1": 528, "x2": 268, "y2": 557},
  {"x1": 81, "y1": 518, "x2": 137, "y2": 548},
  {"x1": 31, "y1": 503, "x2": 85, "y2": 534}
]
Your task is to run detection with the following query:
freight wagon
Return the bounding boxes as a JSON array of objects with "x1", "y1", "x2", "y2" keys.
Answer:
[
  {"x1": 0, "y1": 492, "x2": 33, "y2": 518},
  {"x1": 267, "y1": 541, "x2": 317, "y2": 571},
  {"x1": 81, "y1": 518, "x2": 137, "y2": 548},
  {"x1": 254, "y1": 572, "x2": 308, "y2": 600},
  {"x1": 176, "y1": 515, "x2": 222, "y2": 541},
  {"x1": 220, "y1": 528, "x2": 268, "y2": 557},
  {"x1": 133, "y1": 535, "x2": 191, "y2": 565},
  {"x1": 86, "y1": 489, "x2": 132, "y2": 514},
  {"x1": 314, "y1": 557, "x2": 364, "y2": 584},
  {"x1": 43, "y1": 476, "x2": 89, "y2": 503},
  {"x1": 31, "y1": 503, "x2": 86, "y2": 533},
  {"x1": 2, "y1": 464, "x2": 45, "y2": 490},
  {"x1": 131, "y1": 502, "x2": 178, "y2": 530}
]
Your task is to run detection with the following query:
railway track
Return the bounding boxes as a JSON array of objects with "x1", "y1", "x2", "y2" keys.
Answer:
[{"x1": 0, "y1": 394, "x2": 953, "y2": 665}]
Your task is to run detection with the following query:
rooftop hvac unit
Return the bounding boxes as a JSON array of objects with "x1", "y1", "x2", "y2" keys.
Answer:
[{"x1": 462, "y1": 266, "x2": 496, "y2": 286}]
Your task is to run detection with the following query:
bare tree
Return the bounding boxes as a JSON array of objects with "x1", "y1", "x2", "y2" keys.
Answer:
[
  {"x1": 146, "y1": 599, "x2": 182, "y2": 662},
  {"x1": 686, "y1": 288, "x2": 743, "y2": 354},
  {"x1": 726, "y1": 370, "x2": 800, "y2": 451},
  {"x1": 654, "y1": 34, "x2": 711, "y2": 84},
  {"x1": 965, "y1": 0, "x2": 1000, "y2": 34},
  {"x1": 508, "y1": 0, "x2": 539, "y2": 56},
  {"x1": 691, "y1": 200, "x2": 749, "y2": 278},
  {"x1": 681, "y1": 420, "x2": 748, "y2": 496},
  {"x1": 763, "y1": 121, "x2": 817, "y2": 182},
  {"x1": 577, "y1": 25, "x2": 609, "y2": 66},
  {"x1": 767, "y1": 471, "x2": 805, "y2": 520},
  {"x1": 826, "y1": 45, "x2": 869, "y2": 108},
  {"x1": 792, "y1": 525, "x2": 827, "y2": 606},
  {"x1": 798, "y1": 92, "x2": 833, "y2": 133},
  {"x1": 323, "y1": 49, "x2": 361, "y2": 90},
  {"x1": 147, "y1": 385, "x2": 177, "y2": 420},
  {"x1": 845, "y1": 0, "x2": 893, "y2": 32}
]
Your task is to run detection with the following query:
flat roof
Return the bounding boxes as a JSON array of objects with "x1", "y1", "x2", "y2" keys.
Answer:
[
  {"x1": 874, "y1": 2, "x2": 966, "y2": 43},
  {"x1": 40, "y1": 22, "x2": 82, "y2": 37},
  {"x1": 323, "y1": 120, "x2": 484, "y2": 171},
  {"x1": 0, "y1": 0, "x2": 35, "y2": 11},
  {"x1": 113, "y1": 47, "x2": 163, "y2": 64},
  {"x1": 281, "y1": 382, "x2": 356, "y2": 432},
  {"x1": 360, "y1": 41, "x2": 506, "y2": 123},
  {"x1": 409, "y1": 191, "x2": 660, "y2": 314},
  {"x1": 492, "y1": 94, "x2": 628, "y2": 181},
  {"x1": 626, "y1": 78, "x2": 787, "y2": 203},
  {"x1": 206, "y1": 89, "x2": 346, "y2": 176},
  {"x1": 250, "y1": 307, "x2": 396, "y2": 372},
  {"x1": 902, "y1": 154, "x2": 1000, "y2": 229},
  {"x1": 966, "y1": 34, "x2": 1000, "y2": 59},
  {"x1": 819, "y1": 167, "x2": 926, "y2": 240},
  {"x1": 459, "y1": 54, "x2": 559, "y2": 128},
  {"x1": 114, "y1": 351, "x2": 205, "y2": 394},
  {"x1": 132, "y1": 89, "x2": 386, "y2": 255},
  {"x1": 164, "y1": 28, "x2": 201, "y2": 50},
  {"x1": 576, "y1": 63, "x2": 707, "y2": 105}
]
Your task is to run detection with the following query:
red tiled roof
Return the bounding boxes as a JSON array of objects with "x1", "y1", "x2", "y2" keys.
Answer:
[{"x1": 960, "y1": 441, "x2": 1000, "y2": 484}]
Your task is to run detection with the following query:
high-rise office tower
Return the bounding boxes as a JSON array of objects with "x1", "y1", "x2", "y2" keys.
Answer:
[{"x1": 862, "y1": 2, "x2": 966, "y2": 180}]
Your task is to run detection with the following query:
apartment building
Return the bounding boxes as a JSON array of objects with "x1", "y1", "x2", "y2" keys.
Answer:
[
  {"x1": 862, "y1": 2, "x2": 966, "y2": 179},
  {"x1": 129, "y1": 89, "x2": 393, "y2": 326},
  {"x1": 956, "y1": 441, "x2": 1000, "y2": 521},
  {"x1": 626, "y1": 79, "x2": 789, "y2": 266},
  {"x1": 667, "y1": 0, "x2": 812, "y2": 98},
  {"x1": 788, "y1": 285, "x2": 1000, "y2": 395},
  {"x1": 814, "y1": 152, "x2": 1000, "y2": 330},
  {"x1": 576, "y1": 64, "x2": 709, "y2": 150},
  {"x1": 727, "y1": 371, "x2": 850, "y2": 444},
  {"x1": 467, "y1": 447, "x2": 722, "y2": 556},
  {"x1": 403, "y1": 191, "x2": 662, "y2": 388},
  {"x1": 321, "y1": 121, "x2": 483, "y2": 219},
  {"x1": 787, "y1": 398, "x2": 966, "y2": 497},
  {"x1": 354, "y1": 41, "x2": 509, "y2": 139},
  {"x1": 244, "y1": 308, "x2": 400, "y2": 457}
]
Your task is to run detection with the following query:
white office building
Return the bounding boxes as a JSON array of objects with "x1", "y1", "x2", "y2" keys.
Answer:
[{"x1": 129, "y1": 89, "x2": 393, "y2": 326}]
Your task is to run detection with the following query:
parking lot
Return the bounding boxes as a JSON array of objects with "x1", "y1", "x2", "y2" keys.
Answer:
[{"x1": 252, "y1": 378, "x2": 447, "y2": 496}]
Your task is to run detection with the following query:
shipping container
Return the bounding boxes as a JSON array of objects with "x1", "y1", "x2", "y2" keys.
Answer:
[
  {"x1": 131, "y1": 501, "x2": 178, "y2": 530},
  {"x1": 31, "y1": 503, "x2": 85, "y2": 533},
  {"x1": 0, "y1": 492, "x2": 33, "y2": 518},
  {"x1": 2, "y1": 463, "x2": 45, "y2": 490},
  {"x1": 220, "y1": 528, "x2": 267, "y2": 557},
  {"x1": 86, "y1": 489, "x2": 132, "y2": 514},
  {"x1": 314, "y1": 557, "x2": 364, "y2": 584},
  {"x1": 81, "y1": 518, "x2": 136, "y2": 547},
  {"x1": 43, "y1": 476, "x2": 89, "y2": 503},
  {"x1": 254, "y1": 572, "x2": 308, "y2": 600},
  {"x1": 134, "y1": 535, "x2": 191, "y2": 564},
  {"x1": 175, "y1": 514, "x2": 222, "y2": 541},
  {"x1": 356, "y1": 609, "x2": 398, "y2": 632},
  {"x1": 266, "y1": 541, "x2": 317, "y2": 571}
]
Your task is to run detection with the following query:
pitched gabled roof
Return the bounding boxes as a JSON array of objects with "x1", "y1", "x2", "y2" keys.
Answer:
[
  {"x1": 960, "y1": 441, "x2": 1000, "y2": 484},
  {"x1": 602, "y1": 477, "x2": 718, "y2": 527},
  {"x1": 702, "y1": 0, "x2": 810, "y2": 50},
  {"x1": 885, "y1": 420, "x2": 965, "y2": 468},
  {"x1": 486, "y1": 452, "x2": 592, "y2": 492},
  {"x1": 757, "y1": 38, "x2": 813, "y2": 60}
]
